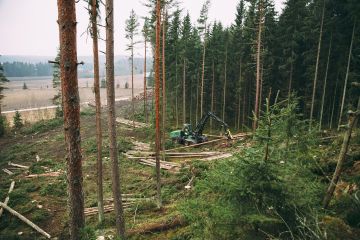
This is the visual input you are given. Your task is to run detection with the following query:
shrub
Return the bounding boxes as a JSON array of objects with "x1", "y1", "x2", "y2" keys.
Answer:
[
  {"x1": 13, "y1": 111, "x2": 23, "y2": 129},
  {"x1": 0, "y1": 115, "x2": 6, "y2": 137}
]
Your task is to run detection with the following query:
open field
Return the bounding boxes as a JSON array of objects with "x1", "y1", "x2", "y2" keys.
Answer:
[{"x1": 2, "y1": 74, "x2": 145, "y2": 111}]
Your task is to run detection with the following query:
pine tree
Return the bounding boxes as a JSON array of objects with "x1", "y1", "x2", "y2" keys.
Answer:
[
  {"x1": 198, "y1": 0, "x2": 211, "y2": 118},
  {"x1": 125, "y1": 9, "x2": 140, "y2": 127},
  {"x1": 13, "y1": 111, "x2": 23, "y2": 129},
  {"x1": 143, "y1": 17, "x2": 151, "y2": 123},
  {"x1": 85, "y1": 0, "x2": 104, "y2": 224},
  {"x1": 56, "y1": 0, "x2": 85, "y2": 238},
  {"x1": 105, "y1": 0, "x2": 125, "y2": 237}
]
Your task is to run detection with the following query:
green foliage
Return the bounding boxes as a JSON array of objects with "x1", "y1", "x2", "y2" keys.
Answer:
[
  {"x1": 180, "y1": 99, "x2": 326, "y2": 239},
  {"x1": 117, "y1": 137, "x2": 133, "y2": 153},
  {"x1": 40, "y1": 180, "x2": 66, "y2": 197},
  {"x1": 79, "y1": 226, "x2": 96, "y2": 240},
  {"x1": 80, "y1": 108, "x2": 96, "y2": 116},
  {"x1": 124, "y1": 81, "x2": 129, "y2": 89},
  {"x1": 22, "y1": 82, "x2": 28, "y2": 90},
  {"x1": 22, "y1": 118, "x2": 63, "y2": 135},
  {"x1": 13, "y1": 111, "x2": 23, "y2": 129},
  {"x1": 101, "y1": 78, "x2": 106, "y2": 88},
  {"x1": 0, "y1": 115, "x2": 7, "y2": 137}
]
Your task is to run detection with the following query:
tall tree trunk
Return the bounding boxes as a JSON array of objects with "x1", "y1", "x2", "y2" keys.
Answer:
[
  {"x1": 237, "y1": 59, "x2": 242, "y2": 131},
  {"x1": 162, "y1": 12, "x2": 166, "y2": 152},
  {"x1": 200, "y1": 26, "x2": 207, "y2": 118},
  {"x1": 144, "y1": 37, "x2": 148, "y2": 123},
  {"x1": 338, "y1": 21, "x2": 356, "y2": 130},
  {"x1": 90, "y1": 0, "x2": 104, "y2": 224},
  {"x1": 131, "y1": 46, "x2": 135, "y2": 127},
  {"x1": 210, "y1": 59, "x2": 215, "y2": 133},
  {"x1": 288, "y1": 51, "x2": 294, "y2": 99},
  {"x1": 56, "y1": 0, "x2": 84, "y2": 239},
  {"x1": 319, "y1": 34, "x2": 332, "y2": 131},
  {"x1": 253, "y1": 0, "x2": 263, "y2": 131},
  {"x1": 105, "y1": 0, "x2": 125, "y2": 237},
  {"x1": 183, "y1": 58, "x2": 186, "y2": 124},
  {"x1": 323, "y1": 110, "x2": 360, "y2": 208},
  {"x1": 330, "y1": 73, "x2": 340, "y2": 129},
  {"x1": 222, "y1": 48, "x2": 228, "y2": 122},
  {"x1": 175, "y1": 57, "x2": 179, "y2": 128},
  {"x1": 196, "y1": 72, "x2": 200, "y2": 123},
  {"x1": 310, "y1": 0, "x2": 325, "y2": 129},
  {"x1": 155, "y1": 0, "x2": 162, "y2": 208}
]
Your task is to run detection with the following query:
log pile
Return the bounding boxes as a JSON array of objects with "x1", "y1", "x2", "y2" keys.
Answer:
[
  {"x1": 116, "y1": 117, "x2": 150, "y2": 128},
  {"x1": 132, "y1": 91, "x2": 153, "y2": 101}
]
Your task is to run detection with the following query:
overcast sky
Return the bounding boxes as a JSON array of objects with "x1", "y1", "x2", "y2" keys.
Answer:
[{"x1": 0, "y1": 0, "x2": 284, "y2": 57}]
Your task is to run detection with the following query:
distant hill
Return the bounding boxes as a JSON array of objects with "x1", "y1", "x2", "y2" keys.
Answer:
[{"x1": 0, "y1": 55, "x2": 153, "y2": 78}]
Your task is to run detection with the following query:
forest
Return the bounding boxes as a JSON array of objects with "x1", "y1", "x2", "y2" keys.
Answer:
[{"x1": 0, "y1": 0, "x2": 360, "y2": 239}]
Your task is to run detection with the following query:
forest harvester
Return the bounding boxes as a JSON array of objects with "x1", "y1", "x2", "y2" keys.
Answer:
[{"x1": 170, "y1": 112, "x2": 233, "y2": 145}]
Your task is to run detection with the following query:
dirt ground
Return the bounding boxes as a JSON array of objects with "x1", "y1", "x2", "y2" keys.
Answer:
[{"x1": 2, "y1": 74, "x2": 145, "y2": 111}]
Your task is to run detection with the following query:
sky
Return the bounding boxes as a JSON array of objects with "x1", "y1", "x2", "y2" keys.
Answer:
[{"x1": 0, "y1": 0, "x2": 284, "y2": 57}]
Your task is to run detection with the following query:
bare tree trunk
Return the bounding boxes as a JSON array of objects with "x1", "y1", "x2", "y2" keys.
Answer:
[
  {"x1": 132, "y1": 47, "x2": 135, "y2": 128},
  {"x1": 288, "y1": 52, "x2": 293, "y2": 99},
  {"x1": 183, "y1": 58, "x2": 186, "y2": 124},
  {"x1": 162, "y1": 12, "x2": 166, "y2": 153},
  {"x1": 56, "y1": 1, "x2": 84, "y2": 239},
  {"x1": 196, "y1": 72, "x2": 200, "y2": 123},
  {"x1": 105, "y1": 0, "x2": 125, "y2": 237},
  {"x1": 144, "y1": 37, "x2": 148, "y2": 123},
  {"x1": 253, "y1": 0, "x2": 263, "y2": 131},
  {"x1": 210, "y1": 60, "x2": 215, "y2": 133},
  {"x1": 338, "y1": 21, "x2": 356, "y2": 130},
  {"x1": 155, "y1": 0, "x2": 162, "y2": 208},
  {"x1": 175, "y1": 57, "x2": 179, "y2": 128},
  {"x1": 310, "y1": 0, "x2": 325, "y2": 129},
  {"x1": 237, "y1": 59, "x2": 242, "y2": 131},
  {"x1": 200, "y1": 26, "x2": 207, "y2": 118},
  {"x1": 330, "y1": 73, "x2": 340, "y2": 129},
  {"x1": 90, "y1": 0, "x2": 104, "y2": 224},
  {"x1": 222, "y1": 48, "x2": 228, "y2": 122},
  {"x1": 319, "y1": 34, "x2": 332, "y2": 131},
  {"x1": 323, "y1": 110, "x2": 359, "y2": 208}
]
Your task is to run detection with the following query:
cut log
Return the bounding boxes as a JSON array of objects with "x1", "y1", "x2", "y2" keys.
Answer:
[
  {"x1": 25, "y1": 172, "x2": 62, "y2": 178},
  {"x1": 8, "y1": 161, "x2": 30, "y2": 169},
  {"x1": 0, "y1": 181, "x2": 15, "y2": 217},
  {"x1": 201, "y1": 153, "x2": 233, "y2": 161},
  {"x1": 2, "y1": 168, "x2": 14, "y2": 175},
  {"x1": 127, "y1": 215, "x2": 185, "y2": 236},
  {"x1": 116, "y1": 118, "x2": 150, "y2": 128},
  {"x1": 0, "y1": 202, "x2": 51, "y2": 239}
]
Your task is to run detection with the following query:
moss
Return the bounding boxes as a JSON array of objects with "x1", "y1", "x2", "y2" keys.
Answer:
[{"x1": 40, "y1": 180, "x2": 66, "y2": 197}]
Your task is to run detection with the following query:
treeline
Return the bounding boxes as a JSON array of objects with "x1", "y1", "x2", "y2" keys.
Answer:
[
  {"x1": 2, "y1": 58, "x2": 152, "y2": 78},
  {"x1": 3, "y1": 62, "x2": 52, "y2": 77},
  {"x1": 153, "y1": 0, "x2": 359, "y2": 130}
]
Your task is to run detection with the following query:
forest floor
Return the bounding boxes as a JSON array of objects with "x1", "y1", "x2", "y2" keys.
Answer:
[{"x1": 0, "y1": 99, "x2": 249, "y2": 240}]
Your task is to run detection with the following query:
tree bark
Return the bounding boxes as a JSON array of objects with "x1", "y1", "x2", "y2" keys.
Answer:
[
  {"x1": 200, "y1": 25, "x2": 207, "y2": 118},
  {"x1": 210, "y1": 60, "x2": 215, "y2": 133},
  {"x1": 329, "y1": 73, "x2": 339, "y2": 129},
  {"x1": 90, "y1": 0, "x2": 104, "y2": 224},
  {"x1": 132, "y1": 42, "x2": 135, "y2": 128},
  {"x1": 310, "y1": 0, "x2": 325, "y2": 129},
  {"x1": 144, "y1": 37, "x2": 148, "y2": 123},
  {"x1": 319, "y1": 33, "x2": 332, "y2": 131},
  {"x1": 162, "y1": 11, "x2": 167, "y2": 153},
  {"x1": 222, "y1": 47, "x2": 228, "y2": 122},
  {"x1": 175, "y1": 57, "x2": 179, "y2": 128},
  {"x1": 183, "y1": 58, "x2": 186, "y2": 124},
  {"x1": 56, "y1": 0, "x2": 84, "y2": 238},
  {"x1": 237, "y1": 59, "x2": 242, "y2": 130},
  {"x1": 338, "y1": 21, "x2": 356, "y2": 130},
  {"x1": 253, "y1": 0, "x2": 263, "y2": 131},
  {"x1": 155, "y1": 0, "x2": 162, "y2": 208},
  {"x1": 105, "y1": 0, "x2": 125, "y2": 237},
  {"x1": 323, "y1": 110, "x2": 360, "y2": 208}
]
